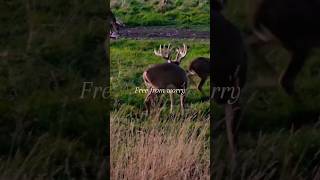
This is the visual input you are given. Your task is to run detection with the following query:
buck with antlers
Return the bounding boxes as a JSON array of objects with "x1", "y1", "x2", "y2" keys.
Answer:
[
  {"x1": 250, "y1": 0, "x2": 320, "y2": 95},
  {"x1": 212, "y1": 0, "x2": 247, "y2": 160},
  {"x1": 143, "y1": 44, "x2": 188, "y2": 115}
]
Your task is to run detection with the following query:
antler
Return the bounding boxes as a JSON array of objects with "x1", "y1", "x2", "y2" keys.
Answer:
[
  {"x1": 174, "y1": 44, "x2": 188, "y2": 62},
  {"x1": 154, "y1": 44, "x2": 173, "y2": 60}
]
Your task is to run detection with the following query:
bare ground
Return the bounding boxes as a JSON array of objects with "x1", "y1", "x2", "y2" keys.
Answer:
[{"x1": 117, "y1": 26, "x2": 210, "y2": 39}]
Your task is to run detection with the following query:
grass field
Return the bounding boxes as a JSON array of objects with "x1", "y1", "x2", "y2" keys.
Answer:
[
  {"x1": 111, "y1": 0, "x2": 210, "y2": 30},
  {"x1": 110, "y1": 39, "x2": 210, "y2": 179},
  {"x1": 110, "y1": 39, "x2": 210, "y2": 112}
]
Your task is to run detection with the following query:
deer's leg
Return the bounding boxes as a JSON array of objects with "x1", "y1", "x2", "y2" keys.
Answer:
[
  {"x1": 225, "y1": 103, "x2": 238, "y2": 160},
  {"x1": 144, "y1": 89, "x2": 155, "y2": 115},
  {"x1": 245, "y1": 33, "x2": 272, "y2": 47},
  {"x1": 225, "y1": 102, "x2": 242, "y2": 175},
  {"x1": 246, "y1": 34, "x2": 279, "y2": 89},
  {"x1": 169, "y1": 93, "x2": 174, "y2": 113},
  {"x1": 198, "y1": 76, "x2": 208, "y2": 96},
  {"x1": 280, "y1": 50, "x2": 308, "y2": 95},
  {"x1": 180, "y1": 92, "x2": 186, "y2": 115},
  {"x1": 144, "y1": 92, "x2": 151, "y2": 115},
  {"x1": 232, "y1": 103, "x2": 241, "y2": 150},
  {"x1": 187, "y1": 71, "x2": 197, "y2": 86},
  {"x1": 110, "y1": 22, "x2": 120, "y2": 38},
  {"x1": 157, "y1": 93, "x2": 164, "y2": 109},
  {"x1": 111, "y1": 22, "x2": 118, "y2": 32}
]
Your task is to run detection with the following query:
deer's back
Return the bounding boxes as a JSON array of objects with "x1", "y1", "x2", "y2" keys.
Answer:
[
  {"x1": 144, "y1": 63, "x2": 187, "y2": 89},
  {"x1": 254, "y1": 0, "x2": 320, "y2": 50},
  {"x1": 189, "y1": 57, "x2": 210, "y2": 78}
]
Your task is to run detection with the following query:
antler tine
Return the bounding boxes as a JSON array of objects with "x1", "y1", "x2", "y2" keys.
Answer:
[
  {"x1": 164, "y1": 44, "x2": 172, "y2": 51},
  {"x1": 169, "y1": 44, "x2": 173, "y2": 52},
  {"x1": 165, "y1": 44, "x2": 173, "y2": 59},
  {"x1": 154, "y1": 44, "x2": 162, "y2": 56},
  {"x1": 175, "y1": 44, "x2": 188, "y2": 62},
  {"x1": 154, "y1": 44, "x2": 173, "y2": 59},
  {"x1": 174, "y1": 47, "x2": 179, "y2": 61},
  {"x1": 180, "y1": 44, "x2": 187, "y2": 57},
  {"x1": 154, "y1": 48, "x2": 160, "y2": 56}
]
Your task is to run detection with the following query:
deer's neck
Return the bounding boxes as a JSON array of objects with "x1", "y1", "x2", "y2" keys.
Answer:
[{"x1": 170, "y1": 61, "x2": 180, "y2": 66}]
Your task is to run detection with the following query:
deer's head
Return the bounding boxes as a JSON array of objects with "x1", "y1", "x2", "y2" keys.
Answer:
[{"x1": 153, "y1": 44, "x2": 188, "y2": 65}]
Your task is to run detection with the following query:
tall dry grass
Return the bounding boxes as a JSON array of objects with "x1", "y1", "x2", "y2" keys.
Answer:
[
  {"x1": 111, "y1": 109, "x2": 210, "y2": 180},
  {"x1": 0, "y1": 133, "x2": 107, "y2": 180}
]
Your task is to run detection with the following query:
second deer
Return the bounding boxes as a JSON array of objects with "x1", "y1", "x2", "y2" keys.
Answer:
[
  {"x1": 187, "y1": 57, "x2": 210, "y2": 96},
  {"x1": 250, "y1": 0, "x2": 320, "y2": 95}
]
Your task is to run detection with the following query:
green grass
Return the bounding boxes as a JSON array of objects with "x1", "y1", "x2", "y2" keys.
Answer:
[
  {"x1": 110, "y1": 39, "x2": 210, "y2": 113},
  {"x1": 111, "y1": 0, "x2": 210, "y2": 30}
]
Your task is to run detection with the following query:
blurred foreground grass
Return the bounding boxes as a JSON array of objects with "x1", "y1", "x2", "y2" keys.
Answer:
[
  {"x1": 0, "y1": 0, "x2": 107, "y2": 179},
  {"x1": 212, "y1": 0, "x2": 320, "y2": 179}
]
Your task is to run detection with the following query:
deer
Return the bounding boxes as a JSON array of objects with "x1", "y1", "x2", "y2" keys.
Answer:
[
  {"x1": 143, "y1": 44, "x2": 188, "y2": 115},
  {"x1": 249, "y1": 0, "x2": 320, "y2": 95},
  {"x1": 212, "y1": 0, "x2": 247, "y2": 161},
  {"x1": 187, "y1": 57, "x2": 210, "y2": 97},
  {"x1": 108, "y1": 11, "x2": 124, "y2": 39}
]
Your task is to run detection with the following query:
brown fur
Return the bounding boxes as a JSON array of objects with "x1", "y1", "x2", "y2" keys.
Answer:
[
  {"x1": 143, "y1": 45, "x2": 188, "y2": 115},
  {"x1": 252, "y1": 0, "x2": 320, "y2": 94},
  {"x1": 188, "y1": 57, "x2": 210, "y2": 94}
]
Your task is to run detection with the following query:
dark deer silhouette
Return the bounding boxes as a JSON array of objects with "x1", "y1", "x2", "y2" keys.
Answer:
[
  {"x1": 212, "y1": 0, "x2": 247, "y2": 159},
  {"x1": 252, "y1": 0, "x2": 320, "y2": 95},
  {"x1": 187, "y1": 57, "x2": 210, "y2": 96}
]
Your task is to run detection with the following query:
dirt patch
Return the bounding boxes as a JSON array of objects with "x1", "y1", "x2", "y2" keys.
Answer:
[{"x1": 117, "y1": 26, "x2": 210, "y2": 39}]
